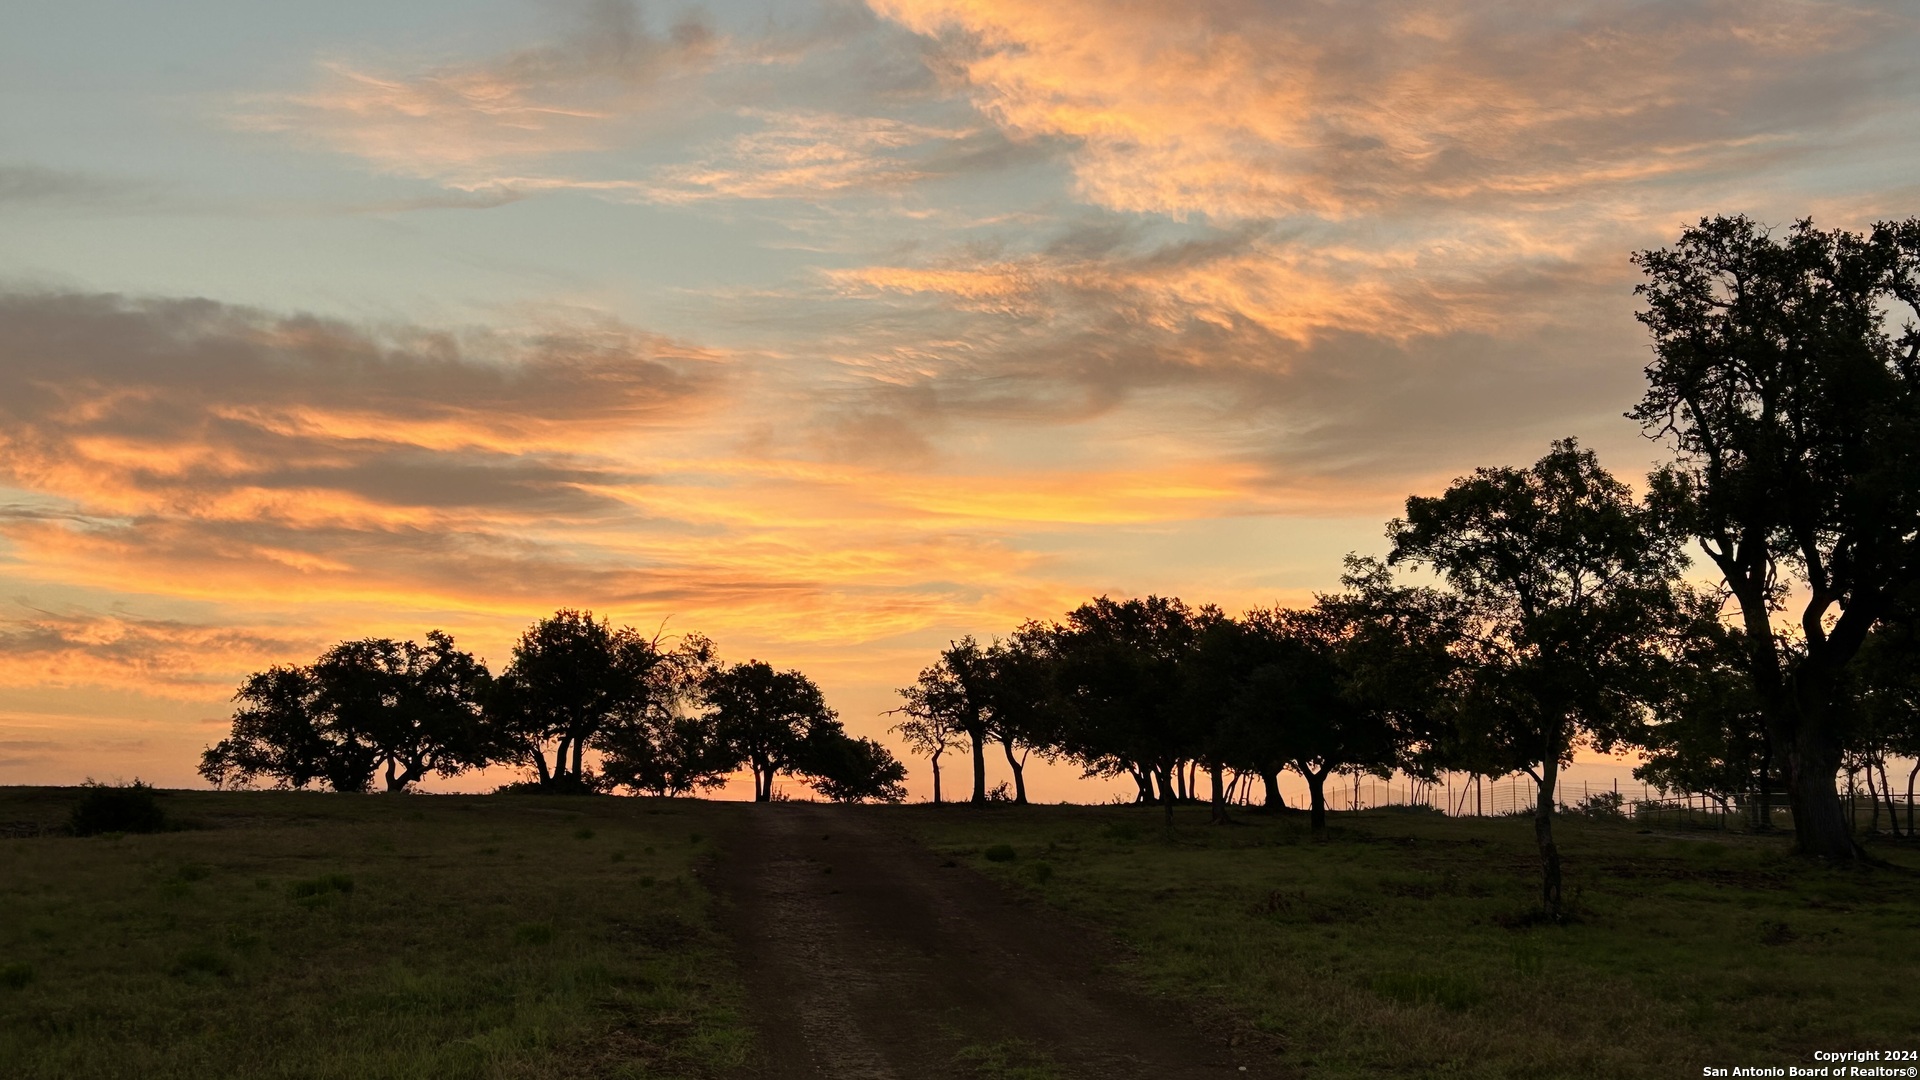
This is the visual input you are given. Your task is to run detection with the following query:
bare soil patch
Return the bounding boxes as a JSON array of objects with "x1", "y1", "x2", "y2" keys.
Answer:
[{"x1": 711, "y1": 804, "x2": 1267, "y2": 1079}]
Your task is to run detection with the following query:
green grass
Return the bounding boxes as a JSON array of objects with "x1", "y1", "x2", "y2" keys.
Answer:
[
  {"x1": 0, "y1": 787, "x2": 749, "y2": 1080},
  {"x1": 907, "y1": 803, "x2": 1920, "y2": 1079}
]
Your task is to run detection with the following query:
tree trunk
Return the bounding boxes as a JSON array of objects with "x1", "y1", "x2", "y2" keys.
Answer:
[
  {"x1": 1303, "y1": 768, "x2": 1329, "y2": 833},
  {"x1": 1157, "y1": 764, "x2": 1176, "y2": 827},
  {"x1": 1207, "y1": 758, "x2": 1230, "y2": 825},
  {"x1": 531, "y1": 745, "x2": 552, "y2": 785},
  {"x1": 572, "y1": 737, "x2": 585, "y2": 782},
  {"x1": 1000, "y1": 739, "x2": 1028, "y2": 805},
  {"x1": 930, "y1": 749, "x2": 943, "y2": 805},
  {"x1": 1865, "y1": 758, "x2": 1883, "y2": 834},
  {"x1": 1907, "y1": 760, "x2": 1918, "y2": 838},
  {"x1": 754, "y1": 761, "x2": 772, "y2": 802},
  {"x1": 1128, "y1": 766, "x2": 1153, "y2": 804},
  {"x1": 969, "y1": 728, "x2": 987, "y2": 805},
  {"x1": 1782, "y1": 701, "x2": 1859, "y2": 860},
  {"x1": 552, "y1": 735, "x2": 572, "y2": 783},
  {"x1": 1874, "y1": 758, "x2": 1901, "y2": 838},
  {"x1": 384, "y1": 757, "x2": 403, "y2": 793},
  {"x1": 1260, "y1": 768, "x2": 1285, "y2": 812},
  {"x1": 1534, "y1": 748, "x2": 1563, "y2": 914}
]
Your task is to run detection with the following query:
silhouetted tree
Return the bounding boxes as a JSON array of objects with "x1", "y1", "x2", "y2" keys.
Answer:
[
  {"x1": 890, "y1": 667, "x2": 970, "y2": 805},
  {"x1": 1050, "y1": 596, "x2": 1207, "y2": 826},
  {"x1": 487, "y1": 610, "x2": 676, "y2": 792},
  {"x1": 1854, "y1": 597, "x2": 1920, "y2": 836},
  {"x1": 317, "y1": 633, "x2": 493, "y2": 792},
  {"x1": 984, "y1": 627, "x2": 1062, "y2": 806},
  {"x1": 593, "y1": 633, "x2": 726, "y2": 797},
  {"x1": 200, "y1": 665, "x2": 353, "y2": 791},
  {"x1": 1391, "y1": 439, "x2": 1685, "y2": 912},
  {"x1": 706, "y1": 661, "x2": 840, "y2": 801},
  {"x1": 1631, "y1": 215, "x2": 1920, "y2": 861},
  {"x1": 802, "y1": 734, "x2": 908, "y2": 803},
  {"x1": 200, "y1": 631, "x2": 491, "y2": 793},
  {"x1": 1633, "y1": 596, "x2": 1779, "y2": 814}
]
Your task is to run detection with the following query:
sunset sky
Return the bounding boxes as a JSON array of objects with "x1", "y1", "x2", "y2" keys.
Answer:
[{"x1": 3, "y1": 0, "x2": 1917, "y2": 799}]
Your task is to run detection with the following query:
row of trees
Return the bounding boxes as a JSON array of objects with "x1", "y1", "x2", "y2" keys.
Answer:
[
  {"x1": 200, "y1": 610, "x2": 906, "y2": 803},
  {"x1": 892, "y1": 215, "x2": 1920, "y2": 907}
]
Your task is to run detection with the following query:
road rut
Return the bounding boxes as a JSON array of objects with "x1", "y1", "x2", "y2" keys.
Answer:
[{"x1": 712, "y1": 805, "x2": 1269, "y2": 1079}]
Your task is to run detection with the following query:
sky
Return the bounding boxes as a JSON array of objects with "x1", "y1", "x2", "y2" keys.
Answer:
[{"x1": 2, "y1": 0, "x2": 1917, "y2": 800}]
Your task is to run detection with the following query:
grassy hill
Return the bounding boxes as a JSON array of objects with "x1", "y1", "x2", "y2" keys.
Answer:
[{"x1": 0, "y1": 787, "x2": 747, "y2": 1080}]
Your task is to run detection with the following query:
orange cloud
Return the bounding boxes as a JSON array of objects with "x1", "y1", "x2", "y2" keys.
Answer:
[
  {"x1": 0, "y1": 609, "x2": 307, "y2": 698},
  {"x1": 873, "y1": 0, "x2": 1882, "y2": 220},
  {"x1": 236, "y1": 0, "x2": 716, "y2": 184}
]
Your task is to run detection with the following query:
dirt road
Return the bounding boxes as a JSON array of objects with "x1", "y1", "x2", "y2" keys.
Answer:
[{"x1": 711, "y1": 805, "x2": 1269, "y2": 1079}]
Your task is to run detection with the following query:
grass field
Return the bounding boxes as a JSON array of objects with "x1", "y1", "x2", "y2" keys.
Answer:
[
  {"x1": 908, "y1": 803, "x2": 1920, "y2": 1079},
  {"x1": 6, "y1": 788, "x2": 1917, "y2": 1080},
  {"x1": 0, "y1": 787, "x2": 747, "y2": 1080}
]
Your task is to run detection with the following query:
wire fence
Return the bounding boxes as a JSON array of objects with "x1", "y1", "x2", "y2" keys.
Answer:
[{"x1": 1246, "y1": 769, "x2": 1920, "y2": 837}]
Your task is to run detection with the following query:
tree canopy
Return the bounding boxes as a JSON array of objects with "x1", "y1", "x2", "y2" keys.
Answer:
[{"x1": 1631, "y1": 214, "x2": 1920, "y2": 860}]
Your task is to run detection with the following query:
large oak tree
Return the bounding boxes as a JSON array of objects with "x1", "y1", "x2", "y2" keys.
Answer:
[{"x1": 1631, "y1": 215, "x2": 1920, "y2": 860}]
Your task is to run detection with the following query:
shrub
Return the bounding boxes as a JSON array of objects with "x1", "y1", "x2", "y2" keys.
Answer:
[
  {"x1": 983, "y1": 843, "x2": 1017, "y2": 862},
  {"x1": 69, "y1": 779, "x2": 167, "y2": 836},
  {"x1": 1576, "y1": 790, "x2": 1627, "y2": 818}
]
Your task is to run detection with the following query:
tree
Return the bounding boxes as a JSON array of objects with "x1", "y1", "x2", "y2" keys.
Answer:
[
  {"x1": 487, "y1": 610, "x2": 677, "y2": 792},
  {"x1": 1633, "y1": 597, "x2": 1778, "y2": 814},
  {"x1": 1854, "y1": 595, "x2": 1920, "y2": 836},
  {"x1": 199, "y1": 631, "x2": 492, "y2": 793},
  {"x1": 200, "y1": 665, "x2": 350, "y2": 791},
  {"x1": 598, "y1": 713, "x2": 734, "y2": 797},
  {"x1": 889, "y1": 665, "x2": 970, "y2": 804},
  {"x1": 706, "y1": 661, "x2": 840, "y2": 801},
  {"x1": 312, "y1": 632, "x2": 493, "y2": 793},
  {"x1": 943, "y1": 638, "x2": 998, "y2": 804},
  {"x1": 593, "y1": 633, "x2": 727, "y2": 797},
  {"x1": 802, "y1": 734, "x2": 908, "y2": 803},
  {"x1": 983, "y1": 626, "x2": 1062, "y2": 807},
  {"x1": 1630, "y1": 215, "x2": 1920, "y2": 861},
  {"x1": 1390, "y1": 439, "x2": 1686, "y2": 911},
  {"x1": 1050, "y1": 595, "x2": 1206, "y2": 826}
]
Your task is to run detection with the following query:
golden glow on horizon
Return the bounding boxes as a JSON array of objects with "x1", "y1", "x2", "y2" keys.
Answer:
[{"x1": 2, "y1": 0, "x2": 1913, "y2": 791}]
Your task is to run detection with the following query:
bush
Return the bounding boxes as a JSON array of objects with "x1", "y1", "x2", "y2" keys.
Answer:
[
  {"x1": 69, "y1": 779, "x2": 167, "y2": 836},
  {"x1": 492, "y1": 774, "x2": 605, "y2": 796},
  {"x1": 983, "y1": 843, "x2": 1017, "y2": 862},
  {"x1": 1576, "y1": 790, "x2": 1627, "y2": 819}
]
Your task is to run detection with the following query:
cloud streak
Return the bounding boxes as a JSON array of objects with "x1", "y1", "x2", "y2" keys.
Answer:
[
  {"x1": 876, "y1": 0, "x2": 1908, "y2": 220},
  {"x1": 237, "y1": 0, "x2": 717, "y2": 184}
]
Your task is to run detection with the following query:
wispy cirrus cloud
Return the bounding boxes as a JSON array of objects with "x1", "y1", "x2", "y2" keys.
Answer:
[
  {"x1": 641, "y1": 108, "x2": 1044, "y2": 203},
  {"x1": 0, "y1": 289, "x2": 1299, "y2": 670},
  {"x1": 875, "y1": 0, "x2": 1908, "y2": 221},
  {"x1": 0, "y1": 607, "x2": 307, "y2": 695},
  {"x1": 235, "y1": 0, "x2": 718, "y2": 186}
]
